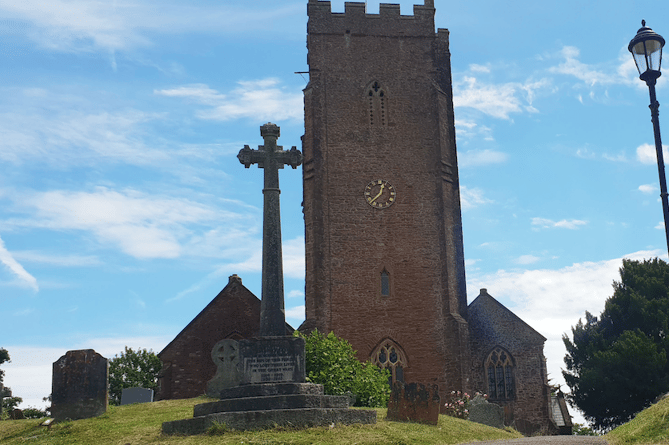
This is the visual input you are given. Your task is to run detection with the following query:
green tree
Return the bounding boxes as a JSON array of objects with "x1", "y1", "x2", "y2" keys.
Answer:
[
  {"x1": 2, "y1": 396, "x2": 22, "y2": 415},
  {"x1": 563, "y1": 258, "x2": 669, "y2": 431},
  {"x1": 297, "y1": 330, "x2": 390, "y2": 407},
  {"x1": 0, "y1": 348, "x2": 9, "y2": 384},
  {"x1": 108, "y1": 347, "x2": 162, "y2": 406}
]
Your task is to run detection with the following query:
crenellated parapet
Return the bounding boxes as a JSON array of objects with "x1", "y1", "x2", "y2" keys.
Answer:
[{"x1": 307, "y1": 0, "x2": 436, "y2": 37}]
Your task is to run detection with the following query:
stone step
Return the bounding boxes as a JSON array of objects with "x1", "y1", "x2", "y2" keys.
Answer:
[
  {"x1": 218, "y1": 382, "x2": 324, "y2": 399},
  {"x1": 162, "y1": 407, "x2": 377, "y2": 435},
  {"x1": 194, "y1": 394, "x2": 350, "y2": 417}
]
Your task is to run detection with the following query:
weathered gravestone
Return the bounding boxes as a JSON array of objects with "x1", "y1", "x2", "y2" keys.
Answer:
[
  {"x1": 468, "y1": 394, "x2": 505, "y2": 429},
  {"x1": 0, "y1": 383, "x2": 11, "y2": 419},
  {"x1": 51, "y1": 349, "x2": 108, "y2": 422},
  {"x1": 120, "y1": 387, "x2": 154, "y2": 405},
  {"x1": 162, "y1": 124, "x2": 375, "y2": 434},
  {"x1": 387, "y1": 382, "x2": 440, "y2": 425},
  {"x1": 205, "y1": 339, "x2": 242, "y2": 397}
]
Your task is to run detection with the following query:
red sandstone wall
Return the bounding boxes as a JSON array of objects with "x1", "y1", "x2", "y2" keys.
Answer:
[
  {"x1": 157, "y1": 278, "x2": 261, "y2": 400},
  {"x1": 302, "y1": 0, "x2": 469, "y2": 398}
]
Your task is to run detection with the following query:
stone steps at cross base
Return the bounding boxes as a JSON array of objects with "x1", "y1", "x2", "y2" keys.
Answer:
[
  {"x1": 194, "y1": 394, "x2": 351, "y2": 416},
  {"x1": 162, "y1": 407, "x2": 377, "y2": 435},
  {"x1": 162, "y1": 382, "x2": 377, "y2": 435}
]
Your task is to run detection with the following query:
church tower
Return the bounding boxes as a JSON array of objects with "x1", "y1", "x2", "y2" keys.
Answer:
[{"x1": 302, "y1": 0, "x2": 470, "y2": 394}]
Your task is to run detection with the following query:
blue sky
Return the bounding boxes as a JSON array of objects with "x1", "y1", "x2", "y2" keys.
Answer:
[{"x1": 2, "y1": 0, "x2": 669, "y2": 424}]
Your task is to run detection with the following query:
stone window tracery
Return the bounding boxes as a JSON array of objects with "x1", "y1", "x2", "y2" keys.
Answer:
[
  {"x1": 367, "y1": 81, "x2": 387, "y2": 127},
  {"x1": 372, "y1": 339, "x2": 407, "y2": 385},
  {"x1": 485, "y1": 347, "x2": 515, "y2": 401}
]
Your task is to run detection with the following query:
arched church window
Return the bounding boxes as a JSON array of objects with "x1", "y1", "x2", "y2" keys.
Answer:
[
  {"x1": 485, "y1": 347, "x2": 515, "y2": 400},
  {"x1": 381, "y1": 269, "x2": 390, "y2": 296},
  {"x1": 366, "y1": 81, "x2": 387, "y2": 127},
  {"x1": 371, "y1": 339, "x2": 407, "y2": 385}
]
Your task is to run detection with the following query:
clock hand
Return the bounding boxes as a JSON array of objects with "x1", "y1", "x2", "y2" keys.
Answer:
[{"x1": 369, "y1": 184, "x2": 385, "y2": 203}]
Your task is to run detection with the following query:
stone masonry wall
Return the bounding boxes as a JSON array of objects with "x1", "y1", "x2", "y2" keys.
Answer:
[
  {"x1": 302, "y1": 0, "x2": 470, "y2": 401},
  {"x1": 157, "y1": 276, "x2": 261, "y2": 400},
  {"x1": 468, "y1": 290, "x2": 553, "y2": 435}
]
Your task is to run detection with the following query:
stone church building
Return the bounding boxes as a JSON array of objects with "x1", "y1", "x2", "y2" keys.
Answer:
[{"x1": 158, "y1": 0, "x2": 569, "y2": 435}]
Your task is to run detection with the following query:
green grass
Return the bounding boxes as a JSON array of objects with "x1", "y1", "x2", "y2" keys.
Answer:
[
  {"x1": 606, "y1": 395, "x2": 669, "y2": 445},
  {"x1": 0, "y1": 396, "x2": 523, "y2": 445}
]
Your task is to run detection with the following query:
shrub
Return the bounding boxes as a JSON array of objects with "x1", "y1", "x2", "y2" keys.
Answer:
[
  {"x1": 297, "y1": 330, "x2": 390, "y2": 407},
  {"x1": 108, "y1": 347, "x2": 162, "y2": 406}
]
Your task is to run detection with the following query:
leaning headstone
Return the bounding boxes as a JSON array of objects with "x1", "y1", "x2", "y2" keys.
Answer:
[
  {"x1": 120, "y1": 387, "x2": 154, "y2": 405},
  {"x1": 387, "y1": 382, "x2": 440, "y2": 425},
  {"x1": 468, "y1": 397, "x2": 505, "y2": 429},
  {"x1": 469, "y1": 393, "x2": 488, "y2": 407},
  {"x1": 51, "y1": 349, "x2": 108, "y2": 422},
  {"x1": 205, "y1": 339, "x2": 242, "y2": 397}
]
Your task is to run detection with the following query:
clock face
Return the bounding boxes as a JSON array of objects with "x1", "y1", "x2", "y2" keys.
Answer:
[{"x1": 364, "y1": 179, "x2": 396, "y2": 209}]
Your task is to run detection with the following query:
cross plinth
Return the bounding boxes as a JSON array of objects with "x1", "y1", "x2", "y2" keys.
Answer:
[{"x1": 238, "y1": 123, "x2": 303, "y2": 337}]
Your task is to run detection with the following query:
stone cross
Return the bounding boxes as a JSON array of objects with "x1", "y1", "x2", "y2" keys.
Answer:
[{"x1": 238, "y1": 123, "x2": 303, "y2": 336}]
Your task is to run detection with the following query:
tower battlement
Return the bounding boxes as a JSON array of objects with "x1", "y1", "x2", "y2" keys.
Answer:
[{"x1": 307, "y1": 0, "x2": 436, "y2": 36}]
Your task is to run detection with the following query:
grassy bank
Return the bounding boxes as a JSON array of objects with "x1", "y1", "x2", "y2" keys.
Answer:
[
  {"x1": 606, "y1": 395, "x2": 669, "y2": 445},
  {"x1": 0, "y1": 396, "x2": 522, "y2": 445}
]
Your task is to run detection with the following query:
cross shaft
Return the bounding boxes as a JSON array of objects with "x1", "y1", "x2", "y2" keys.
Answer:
[{"x1": 237, "y1": 123, "x2": 303, "y2": 337}]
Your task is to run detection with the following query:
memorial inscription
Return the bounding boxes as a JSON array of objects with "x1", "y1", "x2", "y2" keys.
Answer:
[
  {"x1": 245, "y1": 355, "x2": 298, "y2": 383},
  {"x1": 239, "y1": 337, "x2": 305, "y2": 384}
]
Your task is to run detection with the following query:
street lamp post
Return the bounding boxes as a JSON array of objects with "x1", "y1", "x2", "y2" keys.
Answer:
[{"x1": 629, "y1": 20, "x2": 669, "y2": 254}]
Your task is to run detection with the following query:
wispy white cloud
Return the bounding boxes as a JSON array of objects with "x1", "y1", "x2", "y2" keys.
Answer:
[
  {"x1": 460, "y1": 186, "x2": 492, "y2": 211},
  {"x1": 0, "y1": 235, "x2": 38, "y2": 292},
  {"x1": 219, "y1": 235, "x2": 305, "y2": 280},
  {"x1": 459, "y1": 149, "x2": 509, "y2": 167},
  {"x1": 0, "y1": 98, "x2": 174, "y2": 168},
  {"x1": 639, "y1": 184, "x2": 657, "y2": 194},
  {"x1": 287, "y1": 289, "x2": 304, "y2": 299},
  {"x1": 601, "y1": 152, "x2": 627, "y2": 162},
  {"x1": 636, "y1": 142, "x2": 669, "y2": 165},
  {"x1": 469, "y1": 63, "x2": 491, "y2": 73},
  {"x1": 12, "y1": 251, "x2": 101, "y2": 267},
  {"x1": 549, "y1": 46, "x2": 622, "y2": 87},
  {"x1": 0, "y1": 1, "x2": 303, "y2": 54},
  {"x1": 283, "y1": 236, "x2": 305, "y2": 280},
  {"x1": 515, "y1": 254, "x2": 540, "y2": 265},
  {"x1": 155, "y1": 79, "x2": 303, "y2": 123},
  {"x1": 7, "y1": 187, "x2": 250, "y2": 260},
  {"x1": 168, "y1": 235, "x2": 304, "y2": 303},
  {"x1": 286, "y1": 305, "x2": 305, "y2": 327},
  {"x1": 531, "y1": 217, "x2": 587, "y2": 230},
  {"x1": 453, "y1": 76, "x2": 550, "y2": 120},
  {"x1": 453, "y1": 77, "x2": 522, "y2": 120},
  {"x1": 454, "y1": 119, "x2": 493, "y2": 141}
]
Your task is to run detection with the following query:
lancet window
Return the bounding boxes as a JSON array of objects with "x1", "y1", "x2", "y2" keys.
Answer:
[{"x1": 381, "y1": 269, "x2": 390, "y2": 296}]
